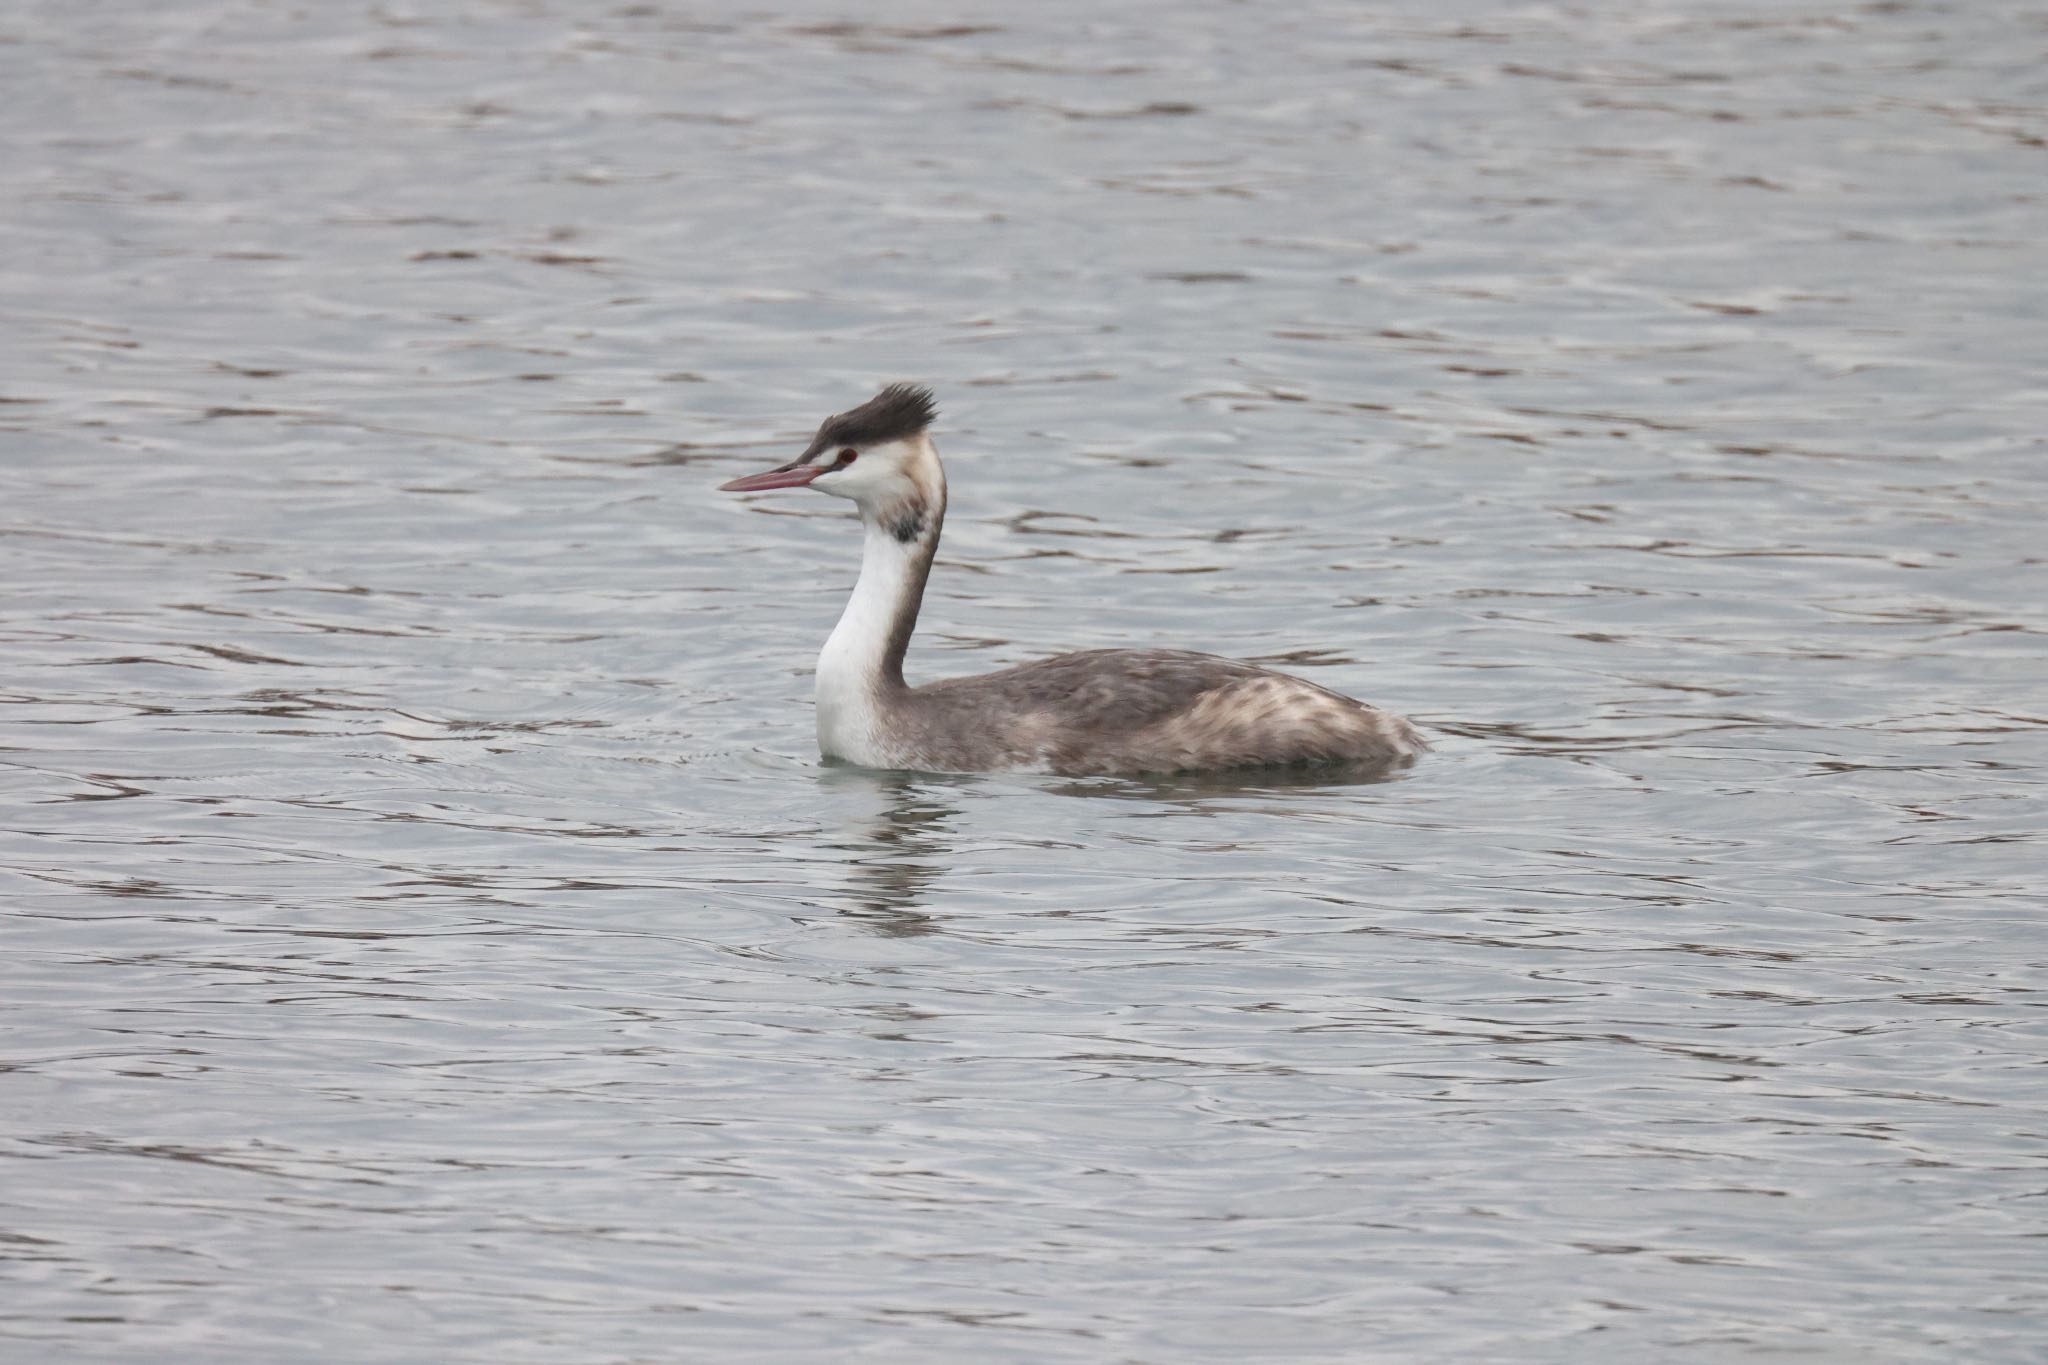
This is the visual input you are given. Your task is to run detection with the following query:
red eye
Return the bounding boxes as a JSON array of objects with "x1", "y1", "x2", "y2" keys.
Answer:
[{"x1": 836, "y1": 448, "x2": 858, "y2": 465}]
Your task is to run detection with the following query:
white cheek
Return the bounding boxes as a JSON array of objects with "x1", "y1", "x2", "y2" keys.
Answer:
[
  {"x1": 811, "y1": 467, "x2": 861, "y2": 499},
  {"x1": 822, "y1": 464, "x2": 904, "y2": 502}
]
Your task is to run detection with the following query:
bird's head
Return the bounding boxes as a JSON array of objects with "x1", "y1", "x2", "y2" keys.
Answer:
[{"x1": 721, "y1": 384, "x2": 942, "y2": 539}]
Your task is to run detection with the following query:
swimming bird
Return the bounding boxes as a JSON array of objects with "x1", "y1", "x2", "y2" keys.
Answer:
[{"x1": 719, "y1": 384, "x2": 1425, "y2": 775}]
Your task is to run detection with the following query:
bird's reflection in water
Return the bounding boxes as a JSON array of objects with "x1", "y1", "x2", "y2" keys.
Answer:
[
  {"x1": 1040, "y1": 755, "x2": 1419, "y2": 804},
  {"x1": 813, "y1": 757, "x2": 1415, "y2": 936},
  {"x1": 815, "y1": 765, "x2": 969, "y2": 935},
  {"x1": 806, "y1": 753, "x2": 1417, "y2": 933}
]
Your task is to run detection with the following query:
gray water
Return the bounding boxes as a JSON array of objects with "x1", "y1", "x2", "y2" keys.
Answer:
[{"x1": 4, "y1": 2, "x2": 2046, "y2": 1361}]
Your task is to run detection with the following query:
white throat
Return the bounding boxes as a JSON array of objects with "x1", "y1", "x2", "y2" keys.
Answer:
[{"x1": 815, "y1": 516, "x2": 927, "y2": 765}]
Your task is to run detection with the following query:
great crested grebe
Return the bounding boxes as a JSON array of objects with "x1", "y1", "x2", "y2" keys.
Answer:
[{"x1": 719, "y1": 384, "x2": 1426, "y2": 775}]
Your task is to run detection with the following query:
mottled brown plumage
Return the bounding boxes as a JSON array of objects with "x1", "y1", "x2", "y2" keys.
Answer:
[
  {"x1": 720, "y1": 386, "x2": 1426, "y2": 776},
  {"x1": 904, "y1": 649, "x2": 1422, "y2": 775}
]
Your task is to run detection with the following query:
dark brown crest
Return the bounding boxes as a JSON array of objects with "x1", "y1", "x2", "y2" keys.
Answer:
[{"x1": 799, "y1": 383, "x2": 938, "y2": 461}]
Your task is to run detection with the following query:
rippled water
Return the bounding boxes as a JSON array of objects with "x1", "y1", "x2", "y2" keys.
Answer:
[{"x1": 4, "y1": 2, "x2": 2046, "y2": 1360}]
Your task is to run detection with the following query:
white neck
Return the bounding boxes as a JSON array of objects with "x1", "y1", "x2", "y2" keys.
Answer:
[{"x1": 815, "y1": 513, "x2": 934, "y2": 764}]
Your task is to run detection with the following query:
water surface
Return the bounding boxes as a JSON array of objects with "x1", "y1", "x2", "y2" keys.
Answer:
[{"x1": 3, "y1": 2, "x2": 2045, "y2": 1361}]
